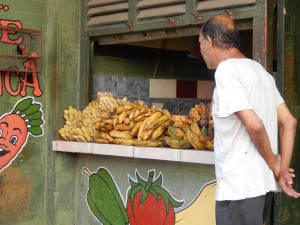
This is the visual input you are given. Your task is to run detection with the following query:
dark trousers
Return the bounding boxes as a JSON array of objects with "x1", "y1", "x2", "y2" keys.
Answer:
[{"x1": 215, "y1": 192, "x2": 274, "y2": 225}]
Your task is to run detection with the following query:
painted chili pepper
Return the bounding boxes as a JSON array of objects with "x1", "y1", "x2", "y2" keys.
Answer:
[
  {"x1": 83, "y1": 167, "x2": 129, "y2": 225},
  {"x1": 126, "y1": 170, "x2": 183, "y2": 225}
]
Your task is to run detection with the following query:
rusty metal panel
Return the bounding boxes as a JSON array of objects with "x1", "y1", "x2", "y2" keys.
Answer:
[
  {"x1": 196, "y1": 0, "x2": 256, "y2": 12},
  {"x1": 88, "y1": 2, "x2": 128, "y2": 16},
  {"x1": 137, "y1": 3, "x2": 186, "y2": 19},
  {"x1": 88, "y1": 11, "x2": 129, "y2": 26},
  {"x1": 137, "y1": 0, "x2": 185, "y2": 8},
  {"x1": 88, "y1": 0, "x2": 127, "y2": 7}
]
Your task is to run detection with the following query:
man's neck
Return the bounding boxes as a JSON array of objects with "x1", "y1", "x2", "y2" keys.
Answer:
[{"x1": 214, "y1": 47, "x2": 246, "y2": 68}]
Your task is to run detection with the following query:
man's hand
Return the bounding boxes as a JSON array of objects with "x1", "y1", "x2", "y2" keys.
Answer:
[{"x1": 278, "y1": 168, "x2": 300, "y2": 198}]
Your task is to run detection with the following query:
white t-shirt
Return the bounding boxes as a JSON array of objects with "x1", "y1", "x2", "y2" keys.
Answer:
[{"x1": 212, "y1": 58, "x2": 284, "y2": 201}]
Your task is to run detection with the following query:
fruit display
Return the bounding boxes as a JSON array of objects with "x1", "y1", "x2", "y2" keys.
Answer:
[{"x1": 59, "y1": 95, "x2": 214, "y2": 150}]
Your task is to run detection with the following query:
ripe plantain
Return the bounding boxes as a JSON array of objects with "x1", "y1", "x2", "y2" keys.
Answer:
[
  {"x1": 99, "y1": 132, "x2": 114, "y2": 142},
  {"x1": 152, "y1": 126, "x2": 165, "y2": 139},
  {"x1": 129, "y1": 121, "x2": 135, "y2": 130},
  {"x1": 134, "y1": 140, "x2": 163, "y2": 147},
  {"x1": 124, "y1": 117, "x2": 130, "y2": 125},
  {"x1": 198, "y1": 135, "x2": 212, "y2": 142},
  {"x1": 171, "y1": 115, "x2": 192, "y2": 124},
  {"x1": 164, "y1": 136, "x2": 191, "y2": 149},
  {"x1": 191, "y1": 122, "x2": 201, "y2": 136},
  {"x1": 184, "y1": 127, "x2": 205, "y2": 150},
  {"x1": 147, "y1": 114, "x2": 169, "y2": 130},
  {"x1": 116, "y1": 106, "x2": 126, "y2": 114},
  {"x1": 103, "y1": 119, "x2": 113, "y2": 124},
  {"x1": 118, "y1": 111, "x2": 127, "y2": 124},
  {"x1": 206, "y1": 140, "x2": 214, "y2": 150},
  {"x1": 189, "y1": 107, "x2": 200, "y2": 121},
  {"x1": 113, "y1": 138, "x2": 135, "y2": 146},
  {"x1": 114, "y1": 124, "x2": 130, "y2": 131},
  {"x1": 140, "y1": 128, "x2": 155, "y2": 141},
  {"x1": 110, "y1": 130, "x2": 133, "y2": 139},
  {"x1": 168, "y1": 126, "x2": 185, "y2": 140},
  {"x1": 143, "y1": 112, "x2": 162, "y2": 130},
  {"x1": 131, "y1": 121, "x2": 143, "y2": 136},
  {"x1": 95, "y1": 138, "x2": 110, "y2": 144},
  {"x1": 161, "y1": 109, "x2": 171, "y2": 118},
  {"x1": 161, "y1": 120, "x2": 173, "y2": 129}
]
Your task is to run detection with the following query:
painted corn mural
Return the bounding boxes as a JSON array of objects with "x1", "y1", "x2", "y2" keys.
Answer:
[{"x1": 84, "y1": 168, "x2": 216, "y2": 225}]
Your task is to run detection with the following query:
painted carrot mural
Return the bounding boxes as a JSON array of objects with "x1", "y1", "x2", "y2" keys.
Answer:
[{"x1": 0, "y1": 97, "x2": 44, "y2": 172}]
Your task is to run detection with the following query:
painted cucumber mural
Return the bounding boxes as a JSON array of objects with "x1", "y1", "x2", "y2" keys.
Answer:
[
  {"x1": 0, "y1": 97, "x2": 44, "y2": 172},
  {"x1": 83, "y1": 168, "x2": 216, "y2": 225}
]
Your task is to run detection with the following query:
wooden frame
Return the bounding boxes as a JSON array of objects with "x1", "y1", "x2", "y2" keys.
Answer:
[{"x1": 85, "y1": 0, "x2": 273, "y2": 70}]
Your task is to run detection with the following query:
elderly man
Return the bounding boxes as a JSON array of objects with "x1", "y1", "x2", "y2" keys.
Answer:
[{"x1": 199, "y1": 15, "x2": 300, "y2": 225}]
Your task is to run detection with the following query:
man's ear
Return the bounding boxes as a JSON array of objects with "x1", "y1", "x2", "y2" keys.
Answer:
[{"x1": 207, "y1": 36, "x2": 214, "y2": 48}]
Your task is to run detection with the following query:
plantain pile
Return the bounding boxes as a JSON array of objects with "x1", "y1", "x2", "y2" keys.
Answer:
[
  {"x1": 163, "y1": 103, "x2": 213, "y2": 150},
  {"x1": 59, "y1": 96, "x2": 214, "y2": 151}
]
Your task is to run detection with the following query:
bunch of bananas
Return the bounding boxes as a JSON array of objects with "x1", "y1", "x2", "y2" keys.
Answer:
[{"x1": 59, "y1": 96, "x2": 214, "y2": 150}]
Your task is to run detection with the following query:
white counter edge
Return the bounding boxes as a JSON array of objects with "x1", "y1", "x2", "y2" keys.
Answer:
[{"x1": 52, "y1": 140, "x2": 215, "y2": 165}]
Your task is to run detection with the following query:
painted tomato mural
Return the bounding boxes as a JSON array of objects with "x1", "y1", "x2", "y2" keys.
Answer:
[
  {"x1": 0, "y1": 97, "x2": 44, "y2": 172},
  {"x1": 126, "y1": 171, "x2": 183, "y2": 225}
]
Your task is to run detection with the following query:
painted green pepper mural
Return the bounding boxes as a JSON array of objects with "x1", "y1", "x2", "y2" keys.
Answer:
[{"x1": 83, "y1": 167, "x2": 129, "y2": 225}]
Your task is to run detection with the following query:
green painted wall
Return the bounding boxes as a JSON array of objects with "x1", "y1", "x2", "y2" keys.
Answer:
[
  {"x1": 0, "y1": 1, "x2": 48, "y2": 225},
  {"x1": 279, "y1": 0, "x2": 300, "y2": 224},
  {"x1": 93, "y1": 55, "x2": 213, "y2": 80},
  {"x1": 0, "y1": 0, "x2": 86, "y2": 224}
]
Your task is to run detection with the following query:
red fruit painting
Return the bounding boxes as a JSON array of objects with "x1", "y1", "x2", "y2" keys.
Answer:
[
  {"x1": 0, "y1": 97, "x2": 44, "y2": 172},
  {"x1": 126, "y1": 170, "x2": 184, "y2": 225}
]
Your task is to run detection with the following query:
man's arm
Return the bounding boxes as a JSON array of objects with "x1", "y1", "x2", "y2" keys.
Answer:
[
  {"x1": 236, "y1": 109, "x2": 281, "y2": 176},
  {"x1": 277, "y1": 103, "x2": 300, "y2": 198}
]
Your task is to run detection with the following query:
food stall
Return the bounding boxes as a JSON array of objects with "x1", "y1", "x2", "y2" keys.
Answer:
[
  {"x1": 0, "y1": 0, "x2": 299, "y2": 225},
  {"x1": 52, "y1": 0, "x2": 277, "y2": 224}
]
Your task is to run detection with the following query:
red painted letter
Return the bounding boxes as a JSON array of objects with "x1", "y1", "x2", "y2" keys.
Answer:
[
  {"x1": 0, "y1": 20, "x2": 23, "y2": 44},
  {"x1": 4, "y1": 71, "x2": 21, "y2": 96},
  {"x1": 20, "y1": 59, "x2": 42, "y2": 97}
]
